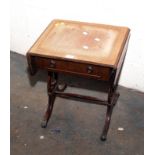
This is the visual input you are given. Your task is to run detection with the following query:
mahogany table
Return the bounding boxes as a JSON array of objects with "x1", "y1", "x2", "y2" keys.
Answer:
[{"x1": 27, "y1": 19, "x2": 130, "y2": 141}]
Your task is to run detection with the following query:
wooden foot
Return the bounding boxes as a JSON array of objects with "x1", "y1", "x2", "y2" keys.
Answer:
[
  {"x1": 100, "y1": 135, "x2": 107, "y2": 141},
  {"x1": 41, "y1": 72, "x2": 57, "y2": 128},
  {"x1": 41, "y1": 120, "x2": 47, "y2": 128}
]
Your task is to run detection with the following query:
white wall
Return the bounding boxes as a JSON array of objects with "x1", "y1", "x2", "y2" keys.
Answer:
[{"x1": 10, "y1": 0, "x2": 146, "y2": 92}]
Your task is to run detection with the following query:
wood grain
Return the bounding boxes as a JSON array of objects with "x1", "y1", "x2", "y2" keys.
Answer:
[{"x1": 28, "y1": 19, "x2": 130, "y2": 68}]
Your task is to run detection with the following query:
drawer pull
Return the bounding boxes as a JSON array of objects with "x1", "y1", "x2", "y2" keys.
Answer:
[
  {"x1": 87, "y1": 66, "x2": 93, "y2": 74},
  {"x1": 50, "y1": 60, "x2": 56, "y2": 68}
]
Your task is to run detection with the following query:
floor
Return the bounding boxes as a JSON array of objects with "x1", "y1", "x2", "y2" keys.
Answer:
[{"x1": 10, "y1": 52, "x2": 144, "y2": 155}]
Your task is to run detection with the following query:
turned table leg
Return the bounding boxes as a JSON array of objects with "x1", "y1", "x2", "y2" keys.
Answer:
[{"x1": 41, "y1": 72, "x2": 57, "y2": 128}]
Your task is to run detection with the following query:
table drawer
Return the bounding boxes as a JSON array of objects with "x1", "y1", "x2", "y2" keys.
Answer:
[{"x1": 34, "y1": 57, "x2": 110, "y2": 80}]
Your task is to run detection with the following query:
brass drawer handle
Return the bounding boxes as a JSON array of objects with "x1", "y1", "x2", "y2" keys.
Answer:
[
  {"x1": 50, "y1": 59, "x2": 56, "y2": 68},
  {"x1": 87, "y1": 65, "x2": 93, "y2": 74}
]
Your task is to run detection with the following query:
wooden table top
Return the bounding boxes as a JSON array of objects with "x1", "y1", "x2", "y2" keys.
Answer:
[{"x1": 28, "y1": 19, "x2": 130, "y2": 67}]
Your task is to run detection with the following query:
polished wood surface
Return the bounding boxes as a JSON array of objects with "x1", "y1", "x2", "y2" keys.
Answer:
[
  {"x1": 27, "y1": 19, "x2": 130, "y2": 141},
  {"x1": 34, "y1": 57, "x2": 111, "y2": 80},
  {"x1": 28, "y1": 19, "x2": 130, "y2": 68}
]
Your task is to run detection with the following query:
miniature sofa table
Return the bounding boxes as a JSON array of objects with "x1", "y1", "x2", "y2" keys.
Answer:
[{"x1": 27, "y1": 19, "x2": 130, "y2": 141}]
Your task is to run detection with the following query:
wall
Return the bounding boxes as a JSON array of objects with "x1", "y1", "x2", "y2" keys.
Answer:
[{"x1": 10, "y1": 0, "x2": 145, "y2": 91}]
